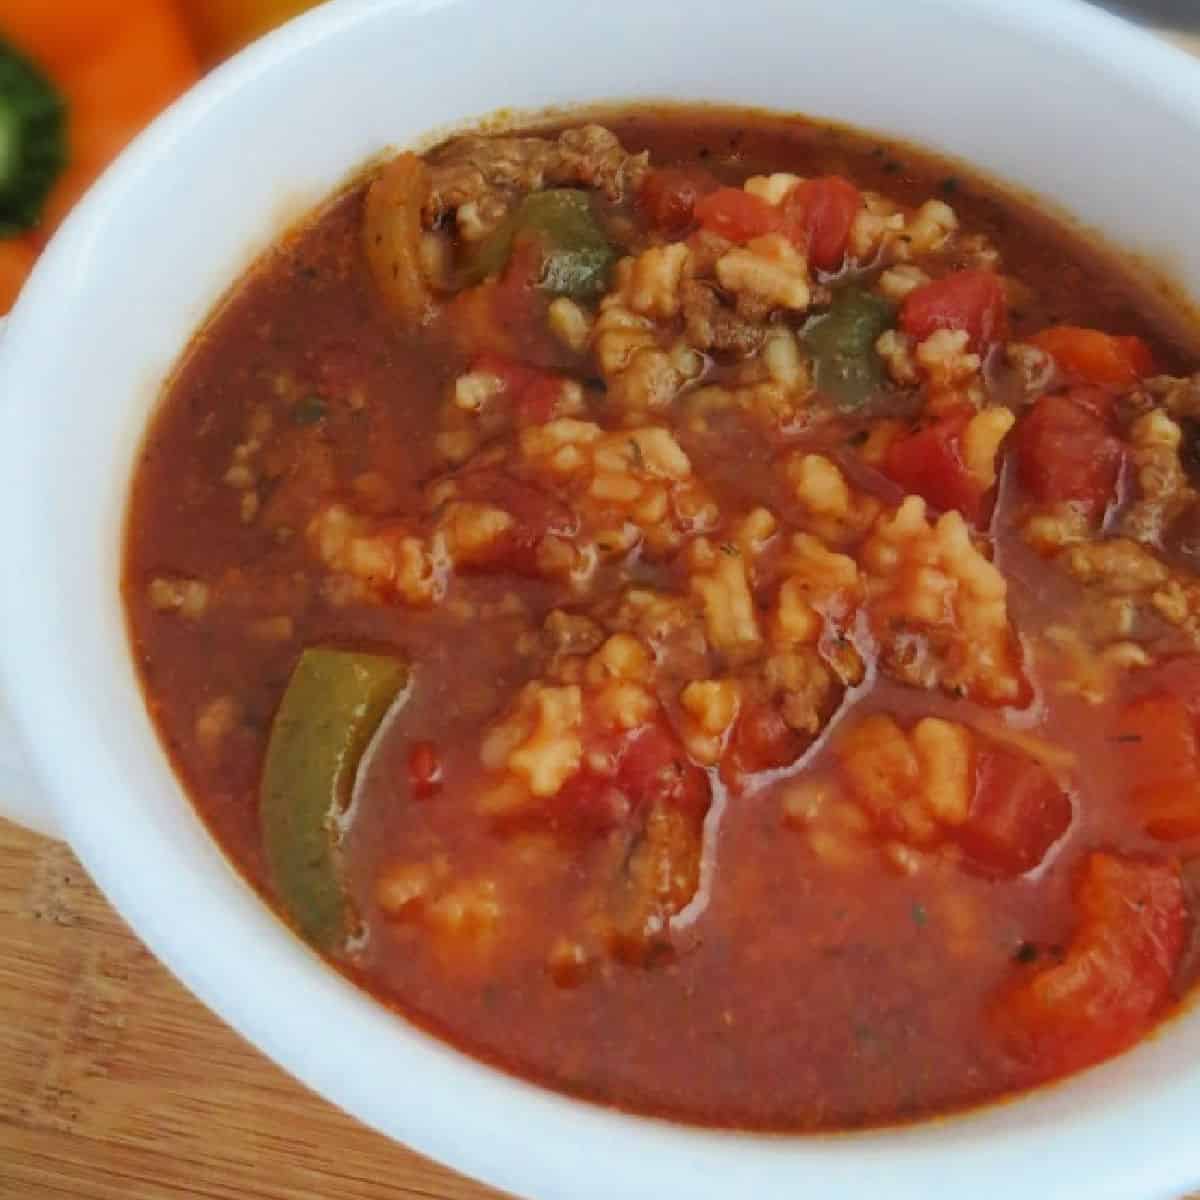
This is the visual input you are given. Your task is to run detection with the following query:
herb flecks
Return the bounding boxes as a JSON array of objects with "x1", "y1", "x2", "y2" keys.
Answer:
[{"x1": 1014, "y1": 941, "x2": 1038, "y2": 965}]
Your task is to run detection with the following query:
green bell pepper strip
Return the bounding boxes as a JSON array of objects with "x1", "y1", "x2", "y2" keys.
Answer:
[
  {"x1": 460, "y1": 188, "x2": 617, "y2": 299},
  {"x1": 0, "y1": 39, "x2": 67, "y2": 237},
  {"x1": 260, "y1": 647, "x2": 410, "y2": 951},
  {"x1": 803, "y1": 287, "x2": 895, "y2": 409}
]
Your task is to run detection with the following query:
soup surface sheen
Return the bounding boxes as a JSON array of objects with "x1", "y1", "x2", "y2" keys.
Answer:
[{"x1": 126, "y1": 107, "x2": 1200, "y2": 1130}]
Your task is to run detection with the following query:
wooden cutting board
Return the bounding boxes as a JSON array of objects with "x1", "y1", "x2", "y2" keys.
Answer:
[
  {"x1": 3, "y1": 23, "x2": 1200, "y2": 1200},
  {"x1": 0, "y1": 819, "x2": 503, "y2": 1200}
]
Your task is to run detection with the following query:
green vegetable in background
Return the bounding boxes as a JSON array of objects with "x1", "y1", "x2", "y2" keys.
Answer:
[
  {"x1": 0, "y1": 39, "x2": 67, "y2": 236},
  {"x1": 260, "y1": 647, "x2": 410, "y2": 952},
  {"x1": 461, "y1": 188, "x2": 617, "y2": 299},
  {"x1": 803, "y1": 286, "x2": 895, "y2": 409}
]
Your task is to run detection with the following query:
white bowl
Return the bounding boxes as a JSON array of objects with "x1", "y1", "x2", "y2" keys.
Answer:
[{"x1": 2, "y1": 1, "x2": 1200, "y2": 1196}]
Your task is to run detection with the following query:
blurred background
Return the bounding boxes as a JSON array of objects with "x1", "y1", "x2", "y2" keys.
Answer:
[
  {"x1": 0, "y1": 0, "x2": 1195, "y2": 316},
  {"x1": 0, "y1": 0, "x2": 323, "y2": 314}
]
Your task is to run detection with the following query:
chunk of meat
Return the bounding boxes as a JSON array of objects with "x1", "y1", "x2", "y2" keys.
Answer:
[
  {"x1": 1113, "y1": 693, "x2": 1200, "y2": 840},
  {"x1": 608, "y1": 798, "x2": 706, "y2": 963},
  {"x1": 680, "y1": 280, "x2": 765, "y2": 357},
  {"x1": 363, "y1": 152, "x2": 433, "y2": 325},
  {"x1": 638, "y1": 166, "x2": 718, "y2": 233},
  {"x1": 993, "y1": 852, "x2": 1187, "y2": 1078},
  {"x1": 899, "y1": 270, "x2": 1007, "y2": 352},
  {"x1": 1119, "y1": 409, "x2": 1194, "y2": 548},
  {"x1": 555, "y1": 721, "x2": 710, "y2": 962},
  {"x1": 955, "y1": 746, "x2": 1071, "y2": 875},
  {"x1": 426, "y1": 124, "x2": 648, "y2": 217},
  {"x1": 1016, "y1": 388, "x2": 1124, "y2": 522}
]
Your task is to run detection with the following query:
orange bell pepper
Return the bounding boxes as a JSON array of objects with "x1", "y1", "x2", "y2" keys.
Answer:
[
  {"x1": 0, "y1": 0, "x2": 199, "y2": 311},
  {"x1": 0, "y1": 239, "x2": 36, "y2": 314},
  {"x1": 178, "y1": 0, "x2": 325, "y2": 66}
]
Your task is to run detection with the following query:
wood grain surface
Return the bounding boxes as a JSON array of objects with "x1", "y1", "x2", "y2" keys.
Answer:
[
  {"x1": 3, "y1": 21, "x2": 1200, "y2": 1200},
  {"x1": 0, "y1": 819, "x2": 505, "y2": 1200}
]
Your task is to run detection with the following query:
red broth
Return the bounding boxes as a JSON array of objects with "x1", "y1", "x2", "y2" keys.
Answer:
[{"x1": 125, "y1": 107, "x2": 1200, "y2": 1130}]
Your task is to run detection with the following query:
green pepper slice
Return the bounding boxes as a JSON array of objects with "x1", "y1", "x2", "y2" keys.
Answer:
[
  {"x1": 260, "y1": 647, "x2": 409, "y2": 951},
  {"x1": 0, "y1": 39, "x2": 67, "y2": 237},
  {"x1": 803, "y1": 286, "x2": 895, "y2": 410},
  {"x1": 461, "y1": 188, "x2": 616, "y2": 299}
]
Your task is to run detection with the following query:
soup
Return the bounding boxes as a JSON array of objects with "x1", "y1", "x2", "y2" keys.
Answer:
[{"x1": 124, "y1": 106, "x2": 1200, "y2": 1130}]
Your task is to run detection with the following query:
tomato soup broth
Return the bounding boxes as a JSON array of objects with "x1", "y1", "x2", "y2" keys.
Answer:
[{"x1": 126, "y1": 108, "x2": 1200, "y2": 1129}]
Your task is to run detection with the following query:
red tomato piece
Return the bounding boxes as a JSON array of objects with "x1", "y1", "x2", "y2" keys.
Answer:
[
  {"x1": 1015, "y1": 388, "x2": 1124, "y2": 520},
  {"x1": 695, "y1": 187, "x2": 781, "y2": 243},
  {"x1": 638, "y1": 166, "x2": 718, "y2": 232},
  {"x1": 469, "y1": 353, "x2": 567, "y2": 425},
  {"x1": 781, "y1": 176, "x2": 861, "y2": 271},
  {"x1": 618, "y1": 724, "x2": 710, "y2": 817},
  {"x1": 554, "y1": 722, "x2": 708, "y2": 833},
  {"x1": 1114, "y1": 694, "x2": 1200, "y2": 840},
  {"x1": 726, "y1": 702, "x2": 806, "y2": 779},
  {"x1": 552, "y1": 772, "x2": 633, "y2": 834},
  {"x1": 956, "y1": 746, "x2": 1072, "y2": 875},
  {"x1": 447, "y1": 238, "x2": 551, "y2": 362},
  {"x1": 407, "y1": 740, "x2": 443, "y2": 796},
  {"x1": 515, "y1": 374, "x2": 566, "y2": 425},
  {"x1": 994, "y1": 852, "x2": 1187, "y2": 1078},
  {"x1": 899, "y1": 270, "x2": 1008, "y2": 351},
  {"x1": 1028, "y1": 326, "x2": 1155, "y2": 387},
  {"x1": 883, "y1": 410, "x2": 990, "y2": 525},
  {"x1": 1135, "y1": 656, "x2": 1200, "y2": 721}
]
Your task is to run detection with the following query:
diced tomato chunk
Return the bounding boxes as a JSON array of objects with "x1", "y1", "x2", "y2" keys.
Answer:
[
  {"x1": 467, "y1": 353, "x2": 566, "y2": 425},
  {"x1": 1015, "y1": 387, "x2": 1124, "y2": 520},
  {"x1": 618, "y1": 724, "x2": 710, "y2": 817},
  {"x1": 407, "y1": 740, "x2": 443, "y2": 796},
  {"x1": 1114, "y1": 694, "x2": 1200, "y2": 840},
  {"x1": 1028, "y1": 325, "x2": 1154, "y2": 387},
  {"x1": 780, "y1": 176, "x2": 861, "y2": 271},
  {"x1": 994, "y1": 852, "x2": 1187, "y2": 1077},
  {"x1": 695, "y1": 187, "x2": 781, "y2": 243},
  {"x1": 1135, "y1": 656, "x2": 1200, "y2": 721},
  {"x1": 554, "y1": 721, "x2": 709, "y2": 835},
  {"x1": 554, "y1": 720, "x2": 705, "y2": 835},
  {"x1": 514, "y1": 373, "x2": 565, "y2": 424},
  {"x1": 899, "y1": 270, "x2": 1008, "y2": 351},
  {"x1": 883, "y1": 410, "x2": 990, "y2": 525},
  {"x1": 725, "y1": 702, "x2": 808, "y2": 781},
  {"x1": 552, "y1": 772, "x2": 633, "y2": 834},
  {"x1": 447, "y1": 238, "x2": 553, "y2": 362},
  {"x1": 956, "y1": 746, "x2": 1072, "y2": 875},
  {"x1": 638, "y1": 167, "x2": 718, "y2": 232}
]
